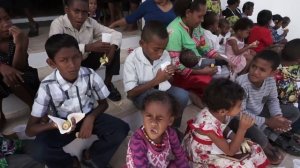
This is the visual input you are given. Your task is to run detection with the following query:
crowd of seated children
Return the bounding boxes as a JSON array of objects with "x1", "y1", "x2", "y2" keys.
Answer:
[{"x1": 2, "y1": 0, "x2": 300, "y2": 167}]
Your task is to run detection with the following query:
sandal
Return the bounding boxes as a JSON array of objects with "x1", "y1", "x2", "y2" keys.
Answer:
[
  {"x1": 274, "y1": 135, "x2": 300, "y2": 156},
  {"x1": 107, "y1": 84, "x2": 121, "y2": 101}
]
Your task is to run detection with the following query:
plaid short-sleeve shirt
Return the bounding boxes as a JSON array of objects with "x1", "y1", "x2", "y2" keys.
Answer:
[{"x1": 31, "y1": 67, "x2": 109, "y2": 118}]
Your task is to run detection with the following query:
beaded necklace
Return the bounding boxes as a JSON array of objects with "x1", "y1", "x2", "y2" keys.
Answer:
[{"x1": 141, "y1": 126, "x2": 165, "y2": 148}]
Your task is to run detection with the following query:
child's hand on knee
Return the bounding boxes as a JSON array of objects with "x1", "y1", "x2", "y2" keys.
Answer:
[{"x1": 78, "y1": 115, "x2": 95, "y2": 139}]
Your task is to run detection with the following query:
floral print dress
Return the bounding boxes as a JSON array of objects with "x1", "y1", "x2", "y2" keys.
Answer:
[{"x1": 182, "y1": 108, "x2": 269, "y2": 168}]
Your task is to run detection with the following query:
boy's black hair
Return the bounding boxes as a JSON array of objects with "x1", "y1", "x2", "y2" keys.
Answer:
[
  {"x1": 45, "y1": 34, "x2": 79, "y2": 60},
  {"x1": 282, "y1": 16, "x2": 291, "y2": 24},
  {"x1": 203, "y1": 78, "x2": 245, "y2": 112},
  {"x1": 179, "y1": 49, "x2": 199, "y2": 68},
  {"x1": 253, "y1": 50, "x2": 281, "y2": 70},
  {"x1": 202, "y1": 11, "x2": 218, "y2": 30},
  {"x1": 64, "y1": 0, "x2": 88, "y2": 6},
  {"x1": 174, "y1": 0, "x2": 206, "y2": 18},
  {"x1": 272, "y1": 14, "x2": 283, "y2": 23},
  {"x1": 281, "y1": 39, "x2": 300, "y2": 62},
  {"x1": 219, "y1": 18, "x2": 230, "y2": 28},
  {"x1": 142, "y1": 91, "x2": 180, "y2": 118},
  {"x1": 227, "y1": 0, "x2": 240, "y2": 5},
  {"x1": 141, "y1": 20, "x2": 168, "y2": 42},
  {"x1": 242, "y1": 1, "x2": 254, "y2": 13},
  {"x1": 232, "y1": 17, "x2": 253, "y2": 32},
  {"x1": 257, "y1": 10, "x2": 272, "y2": 26}
]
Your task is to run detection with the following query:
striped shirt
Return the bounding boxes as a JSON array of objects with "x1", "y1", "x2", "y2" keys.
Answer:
[
  {"x1": 236, "y1": 74, "x2": 282, "y2": 127},
  {"x1": 31, "y1": 67, "x2": 109, "y2": 118}
]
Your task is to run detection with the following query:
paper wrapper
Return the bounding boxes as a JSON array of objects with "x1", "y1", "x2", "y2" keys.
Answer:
[
  {"x1": 159, "y1": 61, "x2": 172, "y2": 91},
  {"x1": 48, "y1": 113, "x2": 85, "y2": 134},
  {"x1": 102, "y1": 33, "x2": 112, "y2": 43}
]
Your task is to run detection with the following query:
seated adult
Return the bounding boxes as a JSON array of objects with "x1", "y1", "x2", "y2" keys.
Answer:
[
  {"x1": 247, "y1": 10, "x2": 273, "y2": 53},
  {"x1": 49, "y1": 0, "x2": 122, "y2": 101},
  {"x1": 166, "y1": 0, "x2": 224, "y2": 108},
  {"x1": 0, "y1": 6, "x2": 40, "y2": 130},
  {"x1": 222, "y1": 0, "x2": 242, "y2": 26},
  {"x1": 109, "y1": 0, "x2": 175, "y2": 29}
]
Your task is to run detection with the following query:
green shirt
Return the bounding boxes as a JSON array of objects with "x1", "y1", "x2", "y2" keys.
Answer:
[{"x1": 166, "y1": 17, "x2": 217, "y2": 76}]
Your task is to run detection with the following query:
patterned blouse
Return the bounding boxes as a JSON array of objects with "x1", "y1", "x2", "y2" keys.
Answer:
[
  {"x1": 126, "y1": 127, "x2": 189, "y2": 168},
  {"x1": 276, "y1": 64, "x2": 300, "y2": 105}
]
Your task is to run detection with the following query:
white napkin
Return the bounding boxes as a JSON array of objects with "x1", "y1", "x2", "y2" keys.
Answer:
[
  {"x1": 159, "y1": 61, "x2": 171, "y2": 91},
  {"x1": 48, "y1": 113, "x2": 85, "y2": 134},
  {"x1": 102, "y1": 33, "x2": 112, "y2": 43}
]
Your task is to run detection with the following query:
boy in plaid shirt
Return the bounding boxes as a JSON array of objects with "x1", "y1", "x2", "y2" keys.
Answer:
[{"x1": 25, "y1": 34, "x2": 129, "y2": 168}]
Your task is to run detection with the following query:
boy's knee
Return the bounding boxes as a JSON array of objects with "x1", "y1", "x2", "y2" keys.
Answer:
[{"x1": 168, "y1": 87, "x2": 189, "y2": 107}]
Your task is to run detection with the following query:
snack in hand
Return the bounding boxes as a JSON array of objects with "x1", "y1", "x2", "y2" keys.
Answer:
[
  {"x1": 100, "y1": 55, "x2": 109, "y2": 65},
  {"x1": 241, "y1": 139, "x2": 251, "y2": 153},
  {"x1": 211, "y1": 64, "x2": 215, "y2": 68},
  {"x1": 62, "y1": 121, "x2": 71, "y2": 130}
]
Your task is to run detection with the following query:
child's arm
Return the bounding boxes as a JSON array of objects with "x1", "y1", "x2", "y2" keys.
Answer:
[
  {"x1": 77, "y1": 99, "x2": 108, "y2": 138},
  {"x1": 9, "y1": 26, "x2": 28, "y2": 70},
  {"x1": 169, "y1": 128, "x2": 189, "y2": 167},
  {"x1": 25, "y1": 116, "x2": 57, "y2": 137},
  {"x1": 126, "y1": 132, "x2": 148, "y2": 168},
  {"x1": 227, "y1": 38, "x2": 257, "y2": 56},
  {"x1": 204, "y1": 114, "x2": 254, "y2": 156}
]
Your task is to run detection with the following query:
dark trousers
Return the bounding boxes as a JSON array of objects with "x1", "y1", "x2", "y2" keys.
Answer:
[
  {"x1": 132, "y1": 86, "x2": 189, "y2": 128},
  {"x1": 31, "y1": 113, "x2": 129, "y2": 168},
  {"x1": 228, "y1": 104, "x2": 300, "y2": 149},
  {"x1": 81, "y1": 49, "x2": 120, "y2": 76}
]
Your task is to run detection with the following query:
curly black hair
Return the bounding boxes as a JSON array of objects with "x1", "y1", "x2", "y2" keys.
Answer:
[{"x1": 203, "y1": 78, "x2": 245, "y2": 112}]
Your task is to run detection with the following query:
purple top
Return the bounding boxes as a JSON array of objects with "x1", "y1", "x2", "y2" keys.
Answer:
[{"x1": 126, "y1": 127, "x2": 189, "y2": 168}]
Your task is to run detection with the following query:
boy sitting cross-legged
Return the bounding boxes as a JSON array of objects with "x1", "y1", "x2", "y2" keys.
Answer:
[
  {"x1": 228, "y1": 50, "x2": 300, "y2": 165},
  {"x1": 25, "y1": 34, "x2": 129, "y2": 168}
]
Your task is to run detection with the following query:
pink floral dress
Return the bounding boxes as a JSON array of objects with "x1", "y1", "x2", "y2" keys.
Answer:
[
  {"x1": 225, "y1": 36, "x2": 248, "y2": 73},
  {"x1": 182, "y1": 108, "x2": 269, "y2": 168}
]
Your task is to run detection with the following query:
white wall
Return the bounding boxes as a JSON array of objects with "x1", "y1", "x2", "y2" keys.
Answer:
[{"x1": 221, "y1": 0, "x2": 300, "y2": 40}]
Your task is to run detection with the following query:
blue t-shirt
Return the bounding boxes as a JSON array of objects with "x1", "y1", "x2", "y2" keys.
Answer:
[{"x1": 125, "y1": 0, "x2": 176, "y2": 27}]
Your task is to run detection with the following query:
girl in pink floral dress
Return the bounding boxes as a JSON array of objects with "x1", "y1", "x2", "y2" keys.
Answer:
[
  {"x1": 126, "y1": 91, "x2": 189, "y2": 168},
  {"x1": 225, "y1": 18, "x2": 257, "y2": 77},
  {"x1": 183, "y1": 79, "x2": 269, "y2": 168}
]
